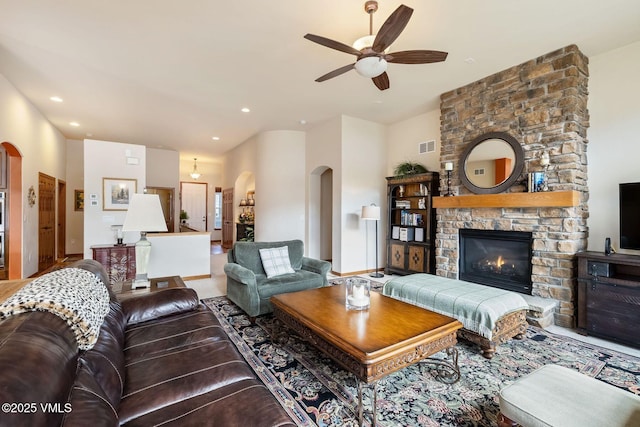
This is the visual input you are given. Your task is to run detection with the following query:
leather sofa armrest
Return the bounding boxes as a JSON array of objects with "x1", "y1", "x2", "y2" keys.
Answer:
[
  {"x1": 301, "y1": 257, "x2": 331, "y2": 285},
  {"x1": 223, "y1": 263, "x2": 257, "y2": 286},
  {"x1": 121, "y1": 287, "x2": 200, "y2": 326}
]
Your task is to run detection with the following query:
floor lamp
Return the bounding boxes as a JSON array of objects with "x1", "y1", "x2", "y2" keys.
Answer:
[
  {"x1": 361, "y1": 204, "x2": 384, "y2": 278},
  {"x1": 122, "y1": 193, "x2": 168, "y2": 288}
]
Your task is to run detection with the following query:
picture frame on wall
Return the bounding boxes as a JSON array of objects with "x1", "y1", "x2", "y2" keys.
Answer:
[
  {"x1": 74, "y1": 189, "x2": 84, "y2": 211},
  {"x1": 103, "y1": 178, "x2": 137, "y2": 210}
]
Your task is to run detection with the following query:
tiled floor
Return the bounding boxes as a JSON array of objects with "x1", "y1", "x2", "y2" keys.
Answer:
[{"x1": 187, "y1": 249, "x2": 640, "y2": 359}]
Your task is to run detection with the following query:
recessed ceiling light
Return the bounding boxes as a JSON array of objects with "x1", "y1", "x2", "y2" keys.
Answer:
[
  {"x1": 299, "y1": 119, "x2": 307, "y2": 125},
  {"x1": 464, "y1": 57, "x2": 476, "y2": 64},
  {"x1": 241, "y1": 107, "x2": 250, "y2": 113},
  {"x1": 50, "y1": 96, "x2": 63, "y2": 103},
  {"x1": 373, "y1": 100, "x2": 383, "y2": 104},
  {"x1": 69, "y1": 122, "x2": 80, "y2": 127},
  {"x1": 212, "y1": 136, "x2": 220, "y2": 141}
]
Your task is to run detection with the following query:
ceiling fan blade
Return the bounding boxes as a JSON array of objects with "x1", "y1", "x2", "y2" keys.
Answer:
[
  {"x1": 372, "y1": 5, "x2": 413, "y2": 53},
  {"x1": 315, "y1": 63, "x2": 355, "y2": 82},
  {"x1": 304, "y1": 34, "x2": 361, "y2": 56},
  {"x1": 386, "y1": 50, "x2": 448, "y2": 64},
  {"x1": 372, "y1": 72, "x2": 390, "y2": 91}
]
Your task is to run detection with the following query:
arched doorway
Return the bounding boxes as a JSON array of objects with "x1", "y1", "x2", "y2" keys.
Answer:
[
  {"x1": 308, "y1": 166, "x2": 333, "y2": 263},
  {"x1": 233, "y1": 172, "x2": 254, "y2": 242},
  {"x1": 1, "y1": 142, "x2": 23, "y2": 279}
]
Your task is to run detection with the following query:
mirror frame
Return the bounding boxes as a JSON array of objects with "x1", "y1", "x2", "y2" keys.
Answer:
[{"x1": 459, "y1": 131, "x2": 524, "y2": 194}]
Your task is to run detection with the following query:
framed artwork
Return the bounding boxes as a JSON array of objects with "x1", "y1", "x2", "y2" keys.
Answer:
[
  {"x1": 74, "y1": 190, "x2": 84, "y2": 211},
  {"x1": 103, "y1": 178, "x2": 137, "y2": 210}
]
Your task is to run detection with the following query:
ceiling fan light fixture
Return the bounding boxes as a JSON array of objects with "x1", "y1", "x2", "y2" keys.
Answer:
[
  {"x1": 190, "y1": 157, "x2": 201, "y2": 180},
  {"x1": 352, "y1": 34, "x2": 376, "y2": 51},
  {"x1": 354, "y1": 56, "x2": 388, "y2": 78}
]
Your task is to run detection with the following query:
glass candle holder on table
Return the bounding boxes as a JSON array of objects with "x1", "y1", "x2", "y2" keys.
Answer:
[{"x1": 345, "y1": 278, "x2": 370, "y2": 310}]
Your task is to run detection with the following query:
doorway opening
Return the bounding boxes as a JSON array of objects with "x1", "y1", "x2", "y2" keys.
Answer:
[
  {"x1": 57, "y1": 179, "x2": 66, "y2": 260},
  {"x1": 38, "y1": 172, "x2": 56, "y2": 272},
  {"x1": 309, "y1": 166, "x2": 333, "y2": 263},
  {"x1": 146, "y1": 187, "x2": 175, "y2": 232}
]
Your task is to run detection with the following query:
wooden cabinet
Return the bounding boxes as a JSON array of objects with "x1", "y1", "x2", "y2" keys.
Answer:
[
  {"x1": 385, "y1": 173, "x2": 439, "y2": 276},
  {"x1": 91, "y1": 244, "x2": 136, "y2": 283},
  {"x1": 576, "y1": 251, "x2": 640, "y2": 348}
]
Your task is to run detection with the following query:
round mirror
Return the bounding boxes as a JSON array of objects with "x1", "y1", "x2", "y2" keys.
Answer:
[{"x1": 459, "y1": 132, "x2": 524, "y2": 194}]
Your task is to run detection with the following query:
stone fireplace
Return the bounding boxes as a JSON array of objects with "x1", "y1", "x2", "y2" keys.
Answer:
[
  {"x1": 459, "y1": 229, "x2": 533, "y2": 295},
  {"x1": 436, "y1": 45, "x2": 590, "y2": 328}
]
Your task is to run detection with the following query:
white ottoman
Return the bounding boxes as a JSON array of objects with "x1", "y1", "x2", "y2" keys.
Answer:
[{"x1": 498, "y1": 364, "x2": 640, "y2": 427}]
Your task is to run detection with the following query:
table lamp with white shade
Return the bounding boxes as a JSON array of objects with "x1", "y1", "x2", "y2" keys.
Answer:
[
  {"x1": 121, "y1": 193, "x2": 168, "y2": 288},
  {"x1": 361, "y1": 204, "x2": 383, "y2": 278}
]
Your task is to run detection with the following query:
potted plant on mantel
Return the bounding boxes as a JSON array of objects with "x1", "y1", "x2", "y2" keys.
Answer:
[{"x1": 393, "y1": 161, "x2": 429, "y2": 177}]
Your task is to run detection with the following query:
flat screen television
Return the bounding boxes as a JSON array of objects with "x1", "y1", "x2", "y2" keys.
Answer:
[{"x1": 619, "y1": 182, "x2": 640, "y2": 250}]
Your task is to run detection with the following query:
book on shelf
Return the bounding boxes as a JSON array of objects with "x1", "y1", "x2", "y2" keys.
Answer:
[{"x1": 400, "y1": 211, "x2": 424, "y2": 226}]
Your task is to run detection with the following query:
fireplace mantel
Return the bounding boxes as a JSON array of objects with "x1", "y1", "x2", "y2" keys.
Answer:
[{"x1": 432, "y1": 190, "x2": 580, "y2": 209}]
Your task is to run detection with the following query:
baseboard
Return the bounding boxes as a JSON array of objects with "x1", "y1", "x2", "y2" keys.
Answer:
[
  {"x1": 182, "y1": 274, "x2": 212, "y2": 281},
  {"x1": 330, "y1": 268, "x2": 383, "y2": 277}
]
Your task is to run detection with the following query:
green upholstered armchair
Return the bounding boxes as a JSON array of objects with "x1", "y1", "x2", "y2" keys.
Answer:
[{"x1": 224, "y1": 240, "x2": 331, "y2": 318}]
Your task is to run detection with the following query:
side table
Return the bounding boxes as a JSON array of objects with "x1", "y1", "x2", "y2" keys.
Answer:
[
  {"x1": 111, "y1": 276, "x2": 186, "y2": 301},
  {"x1": 91, "y1": 243, "x2": 136, "y2": 283}
]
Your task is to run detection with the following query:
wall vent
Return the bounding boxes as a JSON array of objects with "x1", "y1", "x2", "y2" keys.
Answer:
[
  {"x1": 419, "y1": 140, "x2": 436, "y2": 154},
  {"x1": 474, "y1": 168, "x2": 485, "y2": 176}
]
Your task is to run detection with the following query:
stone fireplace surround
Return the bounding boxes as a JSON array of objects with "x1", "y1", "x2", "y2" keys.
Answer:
[{"x1": 436, "y1": 45, "x2": 589, "y2": 328}]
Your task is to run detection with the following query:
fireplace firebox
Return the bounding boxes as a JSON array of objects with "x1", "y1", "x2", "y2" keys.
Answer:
[{"x1": 459, "y1": 229, "x2": 533, "y2": 294}]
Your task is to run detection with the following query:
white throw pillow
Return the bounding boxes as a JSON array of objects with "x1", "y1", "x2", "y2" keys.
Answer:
[{"x1": 259, "y1": 246, "x2": 296, "y2": 278}]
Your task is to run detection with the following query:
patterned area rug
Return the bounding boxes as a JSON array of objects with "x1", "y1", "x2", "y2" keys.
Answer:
[{"x1": 202, "y1": 296, "x2": 640, "y2": 426}]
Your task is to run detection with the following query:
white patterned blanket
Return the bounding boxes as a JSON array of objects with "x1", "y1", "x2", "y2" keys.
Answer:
[
  {"x1": 383, "y1": 273, "x2": 529, "y2": 340},
  {"x1": 0, "y1": 268, "x2": 110, "y2": 350}
]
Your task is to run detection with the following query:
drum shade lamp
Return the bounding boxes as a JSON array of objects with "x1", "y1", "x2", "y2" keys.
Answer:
[
  {"x1": 122, "y1": 193, "x2": 168, "y2": 288},
  {"x1": 361, "y1": 204, "x2": 383, "y2": 278}
]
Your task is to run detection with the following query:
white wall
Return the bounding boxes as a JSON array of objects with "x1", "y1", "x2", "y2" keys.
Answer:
[
  {"x1": 66, "y1": 139, "x2": 84, "y2": 254},
  {"x1": 255, "y1": 130, "x2": 306, "y2": 241},
  {"x1": 587, "y1": 40, "x2": 640, "y2": 254},
  {"x1": 147, "y1": 232, "x2": 211, "y2": 279},
  {"x1": 83, "y1": 139, "x2": 146, "y2": 257},
  {"x1": 387, "y1": 110, "x2": 442, "y2": 176},
  {"x1": 223, "y1": 135, "x2": 257, "y2": 243},
  {"x1": 306, "y1": 117, "x2": 342, "y2": 267},
  {"x1": 0, "y1": 73, "x2": 67, "y2": 277},
  {"x1": 340, "y1": 116, "x2": 386, "y2": 274},
  {"x1": 305, "y1": 115, "x2": 387, "y2": 274}
]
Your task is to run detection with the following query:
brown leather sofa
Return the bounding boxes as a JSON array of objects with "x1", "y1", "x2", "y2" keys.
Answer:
[{"x1": 0, "y1": 259, "x2": 295, "y2": 427}]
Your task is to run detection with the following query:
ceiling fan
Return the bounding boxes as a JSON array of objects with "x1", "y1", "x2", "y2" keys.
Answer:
[{"x1": 304, "y1": 1, "x2": 447, "y2": 91}]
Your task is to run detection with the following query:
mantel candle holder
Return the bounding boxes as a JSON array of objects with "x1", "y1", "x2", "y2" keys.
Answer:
[{"x1": 444, "y1": 162, "x2": 454, "y2": 196}]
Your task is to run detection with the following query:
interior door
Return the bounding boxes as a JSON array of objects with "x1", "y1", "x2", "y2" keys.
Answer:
[
  {"x1": 222, "y1": 188, "x2": 233, "y2": 248},
  {"x1": 38, "y1": 172, "x2": 56, "y2": 271},
  {"x1": 180, "y1": 182, "x2": 207, "y2": 231},
  {"x1": 57, "y1": 179, "x2": 66, "y2": 260},
  {"x1": 146, "y1": 187, "x2": 175, "y2": 232}
]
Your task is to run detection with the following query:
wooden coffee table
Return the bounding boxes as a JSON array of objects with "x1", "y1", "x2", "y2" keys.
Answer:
[{"x1": 270, "y1": 284, "x2": 463, "y2": 425}]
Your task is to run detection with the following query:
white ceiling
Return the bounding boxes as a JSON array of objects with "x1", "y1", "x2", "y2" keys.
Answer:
[{"x1": 1, "y1": 1, "x2": 639, "y2": 163}]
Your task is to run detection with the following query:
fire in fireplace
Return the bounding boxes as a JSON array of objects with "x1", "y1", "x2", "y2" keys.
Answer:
[{"x1": 459, "y1": 229, "x2": 533, "y2": 294}]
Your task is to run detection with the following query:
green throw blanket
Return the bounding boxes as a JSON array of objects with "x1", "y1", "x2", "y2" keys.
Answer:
[{"x1": 383, "y1": 273, "x2": 529, "y2": 339}]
